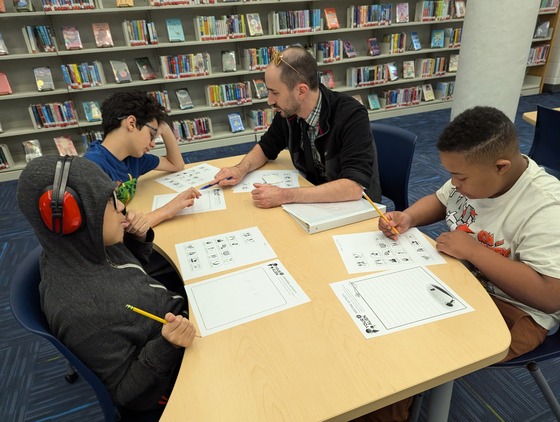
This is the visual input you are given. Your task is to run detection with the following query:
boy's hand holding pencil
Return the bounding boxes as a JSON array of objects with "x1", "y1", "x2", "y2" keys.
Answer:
[
  {"x1": 362, "y1": 192, "x2": 400, "y2": 237},
  {"x1": 378, "y1": 211, "x2": 413, "y2": 240},
  {"x1": 126, "y1": 304, "x2": 201, "y2": 346}
]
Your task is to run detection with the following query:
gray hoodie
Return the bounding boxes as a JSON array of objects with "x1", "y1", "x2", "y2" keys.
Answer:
[{"x1": 17, "y1": 155, "x2": 186, "y2": 411}]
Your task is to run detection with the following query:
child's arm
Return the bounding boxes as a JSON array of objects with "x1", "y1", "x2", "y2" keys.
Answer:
[
  {"x1": 436, "y1": 231, "x2": 560, "y2": 314},
  {"x1": 155, "y1": 122, "x2": 185, "y2": 172},
  {"x1": 146, "y1": 187, "x2": 201, "y2": 228},
  {"x1": 379, "y1": 193, "x2": 446, "y2": 239}
]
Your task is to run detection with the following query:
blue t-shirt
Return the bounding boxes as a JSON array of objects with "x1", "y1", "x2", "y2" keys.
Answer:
[{"x1": 84, "y1": 141, "x2": 159, "y2": 205}]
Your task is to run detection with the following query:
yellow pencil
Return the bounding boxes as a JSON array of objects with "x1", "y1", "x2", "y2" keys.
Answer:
[
  {"x1": 362, "y1": 193, "x2": 400, "y2": 236},
  {"x1": 126, "y1": 304, "x2": 167, "y2": 324},
  {"x1": 126, "y1": 304, "x2": 202, "y2": 337}
]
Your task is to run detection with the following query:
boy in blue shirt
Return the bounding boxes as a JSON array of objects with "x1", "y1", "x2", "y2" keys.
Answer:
[
  {"x1": 85, "y1": 90, "x2": 199, "y2": 227},
  {"x1": 379, "y1": 106, "x2": 560, "y2": 361}
]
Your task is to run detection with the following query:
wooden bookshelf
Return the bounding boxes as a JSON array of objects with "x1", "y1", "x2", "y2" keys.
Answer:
[
  {"x1": 523, "y1": 3, "x2": 560, "y2": 95},
  {"x1": 0, "y1": 0, "x2": 467, "y2": 181}
]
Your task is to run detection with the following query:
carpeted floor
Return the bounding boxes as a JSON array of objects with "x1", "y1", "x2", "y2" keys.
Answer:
[{"x1": 2, "y1": 91, "x2": 560, "y2": 421}]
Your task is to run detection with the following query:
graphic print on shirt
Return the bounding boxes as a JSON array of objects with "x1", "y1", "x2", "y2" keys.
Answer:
[
  {"x1": 445, "y1": 187, "x2": 475, "y2": 233},
  {"x1": 116, "y1": 174, "x2": 137, "y2": 206},
  {"x1": 445, "y1": 187, "x2": 511, "y2": 293}
]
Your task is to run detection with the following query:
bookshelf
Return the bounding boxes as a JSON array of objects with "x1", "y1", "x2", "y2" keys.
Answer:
[
  {"x1": 0, "y1": 0, "x2": 467, "y2": 182},
  {"x1": 523, "y1": 1, "x2": 560, "y2": 96}
]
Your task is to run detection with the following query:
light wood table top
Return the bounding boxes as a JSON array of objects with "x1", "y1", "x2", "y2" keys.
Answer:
[
  {"x1": 522, "y1": 107, "x2": 560, "y2": 125},
  {"x1": 130, "y1": 151, "x2": 510, "y2": 422}
]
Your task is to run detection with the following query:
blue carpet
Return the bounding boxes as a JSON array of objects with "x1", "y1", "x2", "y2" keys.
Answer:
[{"x1": 2, "y1": 92, "x2": 560, "y2": 421}]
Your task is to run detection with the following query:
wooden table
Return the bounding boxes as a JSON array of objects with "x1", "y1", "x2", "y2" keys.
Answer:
[
  {"x1": 522, "y1": 107, "x2": 560, "y2": 125},
  {"x1": 130, "y1": 152, "x2": 510, "y2": 422}
]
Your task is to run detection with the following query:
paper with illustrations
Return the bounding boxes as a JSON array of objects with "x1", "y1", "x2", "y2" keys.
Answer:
[
  {"x1": 232, "y1": 170, "x2": 300, "y2": 192},
  {"x1": 176, "y1": 226, "x2": 276, "y2": 281},
  {"x1": 333, "y1": 227, "x2": 446, "y2": 273},
  {"x1": 186, "y1": 260, "x2": 310, "y2": 336},
  {"x1": 152, "y1": 188, "x2": 226, "y2": 215},
  {"x1": 330, "y1": 265, "x2": 473, "y2": 339},
  {"x1": 155, "y1": 163, "x2": 220, "y2": 192}
]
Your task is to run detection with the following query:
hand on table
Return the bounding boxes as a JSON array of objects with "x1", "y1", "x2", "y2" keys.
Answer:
[{"x1": 251, "y1": 183, "x2": 287, "y2": 208}]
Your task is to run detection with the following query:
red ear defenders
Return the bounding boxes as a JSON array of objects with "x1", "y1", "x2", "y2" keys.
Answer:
[{"x1": 38, "y1": 156, "x2": 84, "y2": 235}]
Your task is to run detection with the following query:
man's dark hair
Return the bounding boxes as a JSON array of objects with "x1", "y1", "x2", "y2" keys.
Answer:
[
  {"x1": 437, "y1": 106, "x2": 519, "y2": 162},
  {"x1": 101, "y1": 90, "x2": 168, "y2": 137},
  {"x1": 279, "y1": 46, "x2": 319, "y2": 91}
]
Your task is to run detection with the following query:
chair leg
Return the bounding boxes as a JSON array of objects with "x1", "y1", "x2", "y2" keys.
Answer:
[
  {"x1": 527, "y1": 362, "x2": 560, "y2": 421},
  {"x1": 64, "y1": 360, "x2": 79, "y2": 384}
]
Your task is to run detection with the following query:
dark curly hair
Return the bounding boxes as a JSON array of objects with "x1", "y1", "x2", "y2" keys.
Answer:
[
  {"x1": 100, "y1": 90, "x2": 168, "y2": 137},
  {"x1": 437, "y1": 106, "x2": 519, "y2": 163}
]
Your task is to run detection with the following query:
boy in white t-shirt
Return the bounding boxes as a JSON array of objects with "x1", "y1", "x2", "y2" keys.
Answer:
[{"x1": 379, "y1": 106, "x2": 560, "y2": 361}]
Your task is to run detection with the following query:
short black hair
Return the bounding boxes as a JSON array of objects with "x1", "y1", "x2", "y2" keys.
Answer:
[
  {"x1": 437, "y1": 106, "x2": 519, "y2": 162},
  {"x1": 101, "y1": 90, "x2": 168, "y2": 137},
  {"x1": 278, "y1": 46, "x2": 319, "y2": 91}
]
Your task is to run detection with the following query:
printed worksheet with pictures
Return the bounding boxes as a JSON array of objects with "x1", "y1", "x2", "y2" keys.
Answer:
[
  {"x1": 186, "y1": 260, "x2": 310, "y2": 336},
  {"x1": 156, "y1": 163, "x2": 220, "y2": 192},
  {"x1": 232, "y1": 170, "x2": 300, "y2": 192},
  {"x1": 333, "y1": 227, "x2": 446, "y2": 273},
  {"x1": 152, "y1": 188, "x2": 226, "y2": 215},
  {"x1": 330, "y1": 266, "x2": 473, "y2": 339},
  {"x1": 176, "y1": 226, "x2": 277, "y2": 281}
]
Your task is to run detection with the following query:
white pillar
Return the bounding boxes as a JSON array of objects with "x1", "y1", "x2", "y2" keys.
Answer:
[{"x1": 451, "y1": 0, "x2": 541, "y2": 121}]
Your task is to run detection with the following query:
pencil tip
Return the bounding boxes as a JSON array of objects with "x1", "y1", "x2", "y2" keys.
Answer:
[{"x1": 125, "y1": 304, "x2": 132, "y2": 309}]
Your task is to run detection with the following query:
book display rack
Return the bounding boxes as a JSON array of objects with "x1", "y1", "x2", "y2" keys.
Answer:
[
  {"x1": 523, "y1": 0, "x2": 559, "y2": 95},
  {"x1": 0, "y1": 0, "x2": 468, "y2": 181}
]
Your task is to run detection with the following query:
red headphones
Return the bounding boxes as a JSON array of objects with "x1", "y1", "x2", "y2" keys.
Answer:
[{"x1": 38, "y1": 156, "x2": 84, "y2": 235}]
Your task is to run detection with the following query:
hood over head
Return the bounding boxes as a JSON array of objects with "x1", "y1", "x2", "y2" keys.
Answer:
[{"x1": 17, "y1": 155, "x2": 117, "y2": 273}]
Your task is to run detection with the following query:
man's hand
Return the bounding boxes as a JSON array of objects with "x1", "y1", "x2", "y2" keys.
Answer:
[
  {"x1": 124, "y1": 209, "x2": 151, "y2": 241},
  {"x1": 209, "y1": 165, "x2": 246, "y2": 187},
  {"x1": 251, "y1": 183, "x2": 288, "y2": 208},
  {"x1": 161, "y1": 313, "x2": 197, "y2": 348},
  {"x1": 378, "y1": 211, "x2": 412, "y2": 240},
  {"x1": 436, "y1": 230, "x2": 480, "y2": 260}
]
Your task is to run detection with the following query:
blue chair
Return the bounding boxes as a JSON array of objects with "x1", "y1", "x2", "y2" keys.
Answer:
[
  {"x1": 488, "y1": 330, "x2": 560, "y2": 420},
  {"x1": 529, "y1": 105, "x2": 560, "y2": 175},
  {"x1": 370, "y1": 122, "x2": 418, "y2": 211},
  {"x1": 10, "y1": 246, "x2": 118, "y2": 422}
]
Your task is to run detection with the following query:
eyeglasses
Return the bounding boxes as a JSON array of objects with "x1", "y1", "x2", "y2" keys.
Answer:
[
  {"x1": 117, "y1": 116, "x2": 158, "y2": 142},
  {"x1": 271, "y1": 51, "x2": 305, "y2": 78},
  {"x1": 110, "y1": 189, "x2": 127, "y2": 215},
  {"x1": 144, "y1": 123, "x2": 159, "y2": 142},
  {"x1": 110, "y1": 190, "x2": 119, "y2": 209}
]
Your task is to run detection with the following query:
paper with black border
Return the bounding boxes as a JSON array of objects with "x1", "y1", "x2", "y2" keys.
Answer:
[
  {"x1": 330, "y1": 265, "x2": 473, "y2": 339},
  {"x1": 186, "y1": 260, "x2": 310, "y2": 336}
]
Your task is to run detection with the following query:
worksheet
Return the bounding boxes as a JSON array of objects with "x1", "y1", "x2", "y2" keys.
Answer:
[
  {"x1": 330, "y1": 266, "x2": 473, "y2": 339},
  {"x1": 232, "y1": 170, "x2": 300, "y2": 192},
  {"x1": 333, "y1": 227, "x2": 446, "y2": 273},
  {"x1": 176, "y1": 226, "x2": 277, "y2": 281},
  {"x1": 155, "y1": 163, "x2": 220, "y2": 192},
  {"x1": 186, "y1": 260, "x2": 310, "y2": 336},
  {"x1": 152, "y1": 188, "x2": 226, "y2": 215}
]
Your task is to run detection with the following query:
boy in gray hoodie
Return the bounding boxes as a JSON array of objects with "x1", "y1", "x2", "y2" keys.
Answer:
[{"x1": 17, "y1": 155, "x2": 196, "y2": 415}]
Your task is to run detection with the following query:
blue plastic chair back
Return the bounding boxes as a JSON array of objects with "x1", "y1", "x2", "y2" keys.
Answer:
[
  {"x1": 370, "y1": 122, "x2": 417, "y2": 211},
  {"x1": 9, "y1": 246, "x2": 117, "y2": 422},
  {"x1": 529, "y1": 105, "x2": 560, "y2": 173}
]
